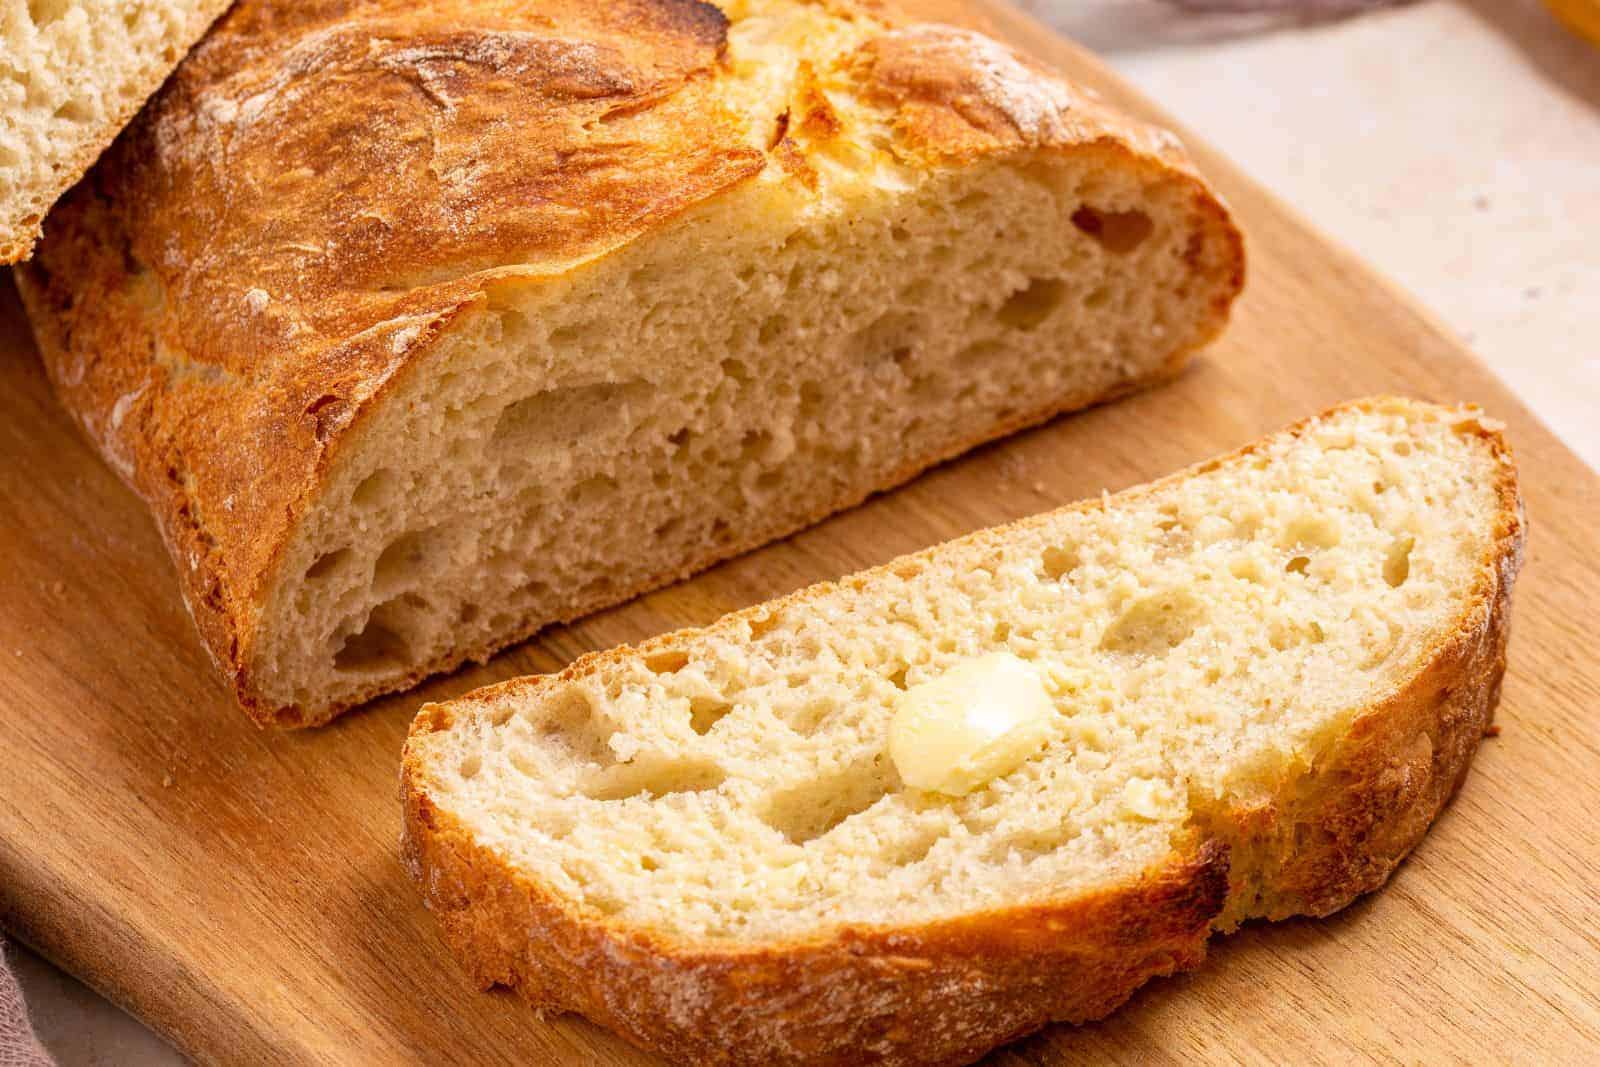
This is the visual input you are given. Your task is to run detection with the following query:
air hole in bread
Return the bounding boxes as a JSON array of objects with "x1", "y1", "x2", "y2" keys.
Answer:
[
  {"x1": 645, "y1": 649, "x2": 690, "y2": 675},
  {"x1": 1230, "y1": 556, "x2": 1264, "y2": 583},
  {"x1": 582, "y1": 758, "x2": 726, "y2": 802},
  {"x1": 333, "y1": 603, "x2": 412, "y2": 674},
  {"x1": 1268, "y1": 617, "x2": 1325, "y2": 652},
  {"x1": 491, "y1": 382, "x2": 644, "y2": 453},
  {"x1": 1285, "y1": 555, "x2": 1311, "y2": 575},
  {"x1": 853, "y1": 309, "x2": 918, "y2": 363},
  {"x1": 780, "y1": 697, "x2": 836, "y2": 736},
  {"x1": 746, "y1": 612, "x2": 783, "y2": 640},
  {"x1": 1071, "y1": 206, "x2": 1154, "y2": 254},
  {"x1": 880, "y1": 825, "x2": 947, "y2": 867},
  {"x1": 374, "y1": 527, "x2": 441, "y2": 596},
  {"x1": 458, "y1": 754, "x2": 481, "y2": 780},
  {"x1": 738, "y1": 430, "x2": 771, "y2": 463},
  {"x1": 758, "y1": 315, "x2": 787, "y2": 344},
  {"x1": 1040, "y1": 544, "x2": 1079, "y2": 580},
  {"x1": 1100, "y1": 591, "x2": 1205, "y2": 656},
  {"x1": 539, "y1": 688, "x2": 616, "y2": 767},
  {"x1": 351, "y1": 468, "x2": 397, "y2": 509},
  {"x1": 764, "y1": 758, "x2": 895, "y2": 845},
  {"x1": 997, "y1": 277, "x2": 1067, "y2": 331},
  {"x1": 886, "y1": 664, "x2": 909, "y2": 690},
  {"x1": 54, "y1": 98, "x2": 93, "y2": 122},
  {"x1": 1384, "y1": 535, "x2": 1415, "y2": 588},
  {"x1": 305, "y1": 547, "x2": 352, "y2": 581},
  {"x1": 688, "y1": 697, "x2": 733, "y2": 736},
  {"x1": 26, "y1": 0, "x2": 71, "y2": 28}
]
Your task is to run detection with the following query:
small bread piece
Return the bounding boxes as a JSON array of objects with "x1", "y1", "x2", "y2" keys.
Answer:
[
  {"x1": 401, "y1": 398, "x2": 1525, "y2": 1066},
  {"x1": 0, "y1": 0, "x2": 232, "y2": 262},
  {"x1": 15, "y1": 0, "x2": 1243, "y2": 726}
]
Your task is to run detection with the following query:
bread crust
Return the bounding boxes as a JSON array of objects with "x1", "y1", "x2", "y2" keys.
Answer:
[
  {"x1": 399, "y1": 397, "x2": 1524, "y2": 1065},
  {"x1": 16, "y1": 0, "x2": 1243, "y2": 726}
]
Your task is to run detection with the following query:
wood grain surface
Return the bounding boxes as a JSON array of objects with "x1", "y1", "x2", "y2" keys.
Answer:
[{"x1": 2, "y1": 3, "x2": 1597, "y2": 1063}]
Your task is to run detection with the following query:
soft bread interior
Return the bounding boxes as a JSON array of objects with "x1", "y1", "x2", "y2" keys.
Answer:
[
  {"x1": 257, "y1": 138, "x2": 1236, "y2": 718},
  {"x1": 0, "y1": 0, "x2": 222, "y2": 260},
  {"x1": 409, "y1": 401, "x2": 1511, "y2": 941}
]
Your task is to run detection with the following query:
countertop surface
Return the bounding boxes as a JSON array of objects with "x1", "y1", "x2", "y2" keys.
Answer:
[{"x1": 7, "y1": 0, "x2": 1596, "y2": 1062}]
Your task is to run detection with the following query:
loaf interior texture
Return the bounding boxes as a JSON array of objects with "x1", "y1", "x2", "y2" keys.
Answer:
[
  {"x1": 16, "y1": 0, "x2": 1243, "y2": 725},
  {"x1": 402, "y1": 398, "x2": 1524, "y2": 1065},
  {"x1": 0, "y1": 0, "x2": 230, "y2": 261}
]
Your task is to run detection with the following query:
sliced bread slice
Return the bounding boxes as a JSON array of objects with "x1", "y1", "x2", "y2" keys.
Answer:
[
  {"x1": 401, "y1": 397, "x2": 1524, "y2": 1065},
  {"x1": 0, "y1": 0, "x2": 233, "y2": 262}
]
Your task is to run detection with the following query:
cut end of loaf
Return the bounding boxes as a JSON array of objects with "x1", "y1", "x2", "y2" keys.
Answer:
[
  {"x1": 254, "y1": 139, "x2": 1241, "y2": 725},
  {"x1": 404, "y1": 397, "x2": 1522, "y2": 941}
]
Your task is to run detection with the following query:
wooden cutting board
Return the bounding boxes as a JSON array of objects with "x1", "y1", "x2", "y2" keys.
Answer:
[{"x1": 3, "y1": 3, "x2": 1598, "y2": 1063}]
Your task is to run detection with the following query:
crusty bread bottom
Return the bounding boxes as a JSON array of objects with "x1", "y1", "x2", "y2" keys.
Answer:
[
  {"x1": 253, "y1": 142, "x2": 1239, "y2": 725},
  {"x1": 401, "y1": 399, "x2": 1524, "y2": 1065}
]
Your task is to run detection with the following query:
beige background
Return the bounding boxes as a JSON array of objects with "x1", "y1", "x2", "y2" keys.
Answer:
[{"x1": 6, "y1": 0, "x2": 1596, "y2": 1061}]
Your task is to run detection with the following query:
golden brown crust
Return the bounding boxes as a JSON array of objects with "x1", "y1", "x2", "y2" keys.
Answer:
[
  {"x1": 402, "y1": 782, "x2": 1227, "y2": 1066},
  {"x1": 16, "y1": 0, "x2": 1243, "y2": 726},
  {"x1": 399, "y1": 397, "x2": 1524, "y2": 1065}
]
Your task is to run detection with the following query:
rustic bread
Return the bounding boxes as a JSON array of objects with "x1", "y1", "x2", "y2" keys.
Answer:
[
  {"x1": 15, "y1": 0, "x2": 1244, "y2": 727},
  {"x1": 401, "y1": 397, "x2": 1524, "y2": 1066},
  {"x1": 0, "y1": 0, "x2": 231, "y2": 262}
]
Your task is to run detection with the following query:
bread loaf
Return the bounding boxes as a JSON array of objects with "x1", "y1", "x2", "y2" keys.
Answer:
[
  {"x1": 16, "y1": 0, "x2": 1244, "y2": 725},
  {"x1": 401, "y1": 397, "x2": 1524, "y2": 1066},
  {"x1": 0, "y1": 0, "x2": 232, "y2": 262}
]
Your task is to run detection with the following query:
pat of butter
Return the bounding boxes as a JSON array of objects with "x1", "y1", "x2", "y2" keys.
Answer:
[{"x1": 888, "y1": 652, "x2": 1054, "y2": 796}]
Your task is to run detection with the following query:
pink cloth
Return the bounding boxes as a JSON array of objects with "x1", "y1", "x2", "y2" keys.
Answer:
[{"x1": 0, "y1": 941, "x2": 52, "y2": 1067}]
